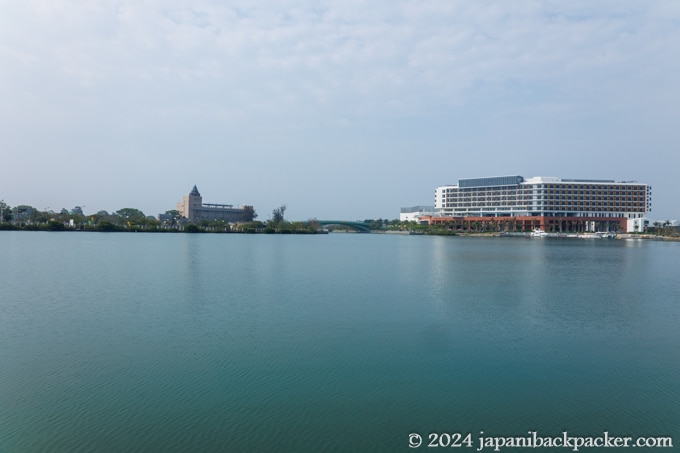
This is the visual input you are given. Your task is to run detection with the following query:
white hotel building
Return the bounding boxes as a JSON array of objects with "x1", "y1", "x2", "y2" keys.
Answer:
[{"x1": 430, "y1": 176, "x2": 651, "y2": 233}]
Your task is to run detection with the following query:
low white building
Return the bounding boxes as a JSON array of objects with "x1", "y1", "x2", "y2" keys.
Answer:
[
  {"x1": 630, "y1": 218, "x2": 679, "y2": 233},
  {"x1": 627, "y1": 217, "x2": 650, "y2": 233},
  {"x1": 400, "y1": 205, "x2": 435, "y2": 222}
]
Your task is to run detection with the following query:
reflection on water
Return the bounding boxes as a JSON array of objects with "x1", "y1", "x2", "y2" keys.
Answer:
[{"x1": 0, "y1": 232, "x2": 678, "y2": 452}]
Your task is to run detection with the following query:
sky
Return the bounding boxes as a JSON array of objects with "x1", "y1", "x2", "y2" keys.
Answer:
[{"x1": 1, "y1": 0, "x2": 679, "y2": 221}]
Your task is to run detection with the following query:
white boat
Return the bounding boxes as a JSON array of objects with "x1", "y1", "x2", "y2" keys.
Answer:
[
  {"x1": 577, "y1": 232, "x2": 617, "y2": 239},
  {"x1": 530, "y1": 228, "x2": 548, "y2": 237}
]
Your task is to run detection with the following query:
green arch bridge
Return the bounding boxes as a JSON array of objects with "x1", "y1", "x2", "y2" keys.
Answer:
[{"x1": 316, "y1": 220, "x2": 371, "y2": 232}]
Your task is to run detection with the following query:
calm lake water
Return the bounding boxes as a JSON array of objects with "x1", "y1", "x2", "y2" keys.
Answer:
[{"x1": 0, "y1": 232, "x2": 678, "y2": 452}]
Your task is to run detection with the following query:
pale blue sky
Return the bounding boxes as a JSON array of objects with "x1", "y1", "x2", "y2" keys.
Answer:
[{"x1": 2, "y1": 1, "x2": 679, "y2": 221}]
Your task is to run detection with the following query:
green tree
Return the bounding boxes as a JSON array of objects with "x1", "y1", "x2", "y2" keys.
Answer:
[
  {"x1": 271, "y1": 205, "x2": 286, "y2": 224},
  {"x1": 96, "y1": 220, "x2": 118, "y2": 232},
  {"x1": 46, "y1": 220, "x2": 66, "y2": 231},
  {"x1": 236, "y1": 220, "x2": 264, "y2": 233},
  {"x1": 185, "y1": 224, "x2": 201, "y2": 233},
  {"x1": 114, "y1": 208, "x2": 146, "y2": 227},
  {"x1": 115, "y1": 208, "x2": 145, "y2": 220},
  {"x1": 33, "y1": 210, "x2": 52, "y2": 224},
  {"x1": 87, "y1": 211, "x2": 113, "y2": 228},
  {"x1": 145, "y1": 216, "x2": 160, "y2": 231},
  {"x1": 14, "y1": 205, "x2": 37, "y2": 224},
  {"x1": 0, "y1": 201, "x2": 12, "y2": 222},
  {"x1": 662, "y1": 220, "x2": 673, "y2": 236},
  {"x1": 368, "y1": 219, "x2": 384, "y2": 230},
  {"x1": 160, "y1": 210, "x2": 181, "y2": 229}
]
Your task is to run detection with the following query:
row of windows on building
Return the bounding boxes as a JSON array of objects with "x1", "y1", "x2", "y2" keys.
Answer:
[
  {"x1": 440, "y1": 189, "x2": 649, "y2": 197},
  {"x1": 449, "y1": 206, "x2": 641, "y2": 211},
  {"x1": 458, "y1": 201, "x2": 646, "y2": 206},
  {"x1": 438, "y1": 192, "x2": 650, "y2": 211},
  {"x1": 446, "y1": 211, "x2": 644, "y2": 219},
  {"x1": 434, "y1": 178, "x2": 652, "y2": 220},
  {"x1": 441, "y1": 199, "x2": 648, "y2": 206},
  {"x1": 440, "y1": 183, "x2": 648, "y2": 190},
  {"x1": 445, "y1": 194, "x2": 648, "y2": 200}
]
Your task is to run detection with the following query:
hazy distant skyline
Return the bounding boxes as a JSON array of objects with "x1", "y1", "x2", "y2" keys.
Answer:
[{"x1": 2, "y1": 1, "x2": 679, "y2": 221}]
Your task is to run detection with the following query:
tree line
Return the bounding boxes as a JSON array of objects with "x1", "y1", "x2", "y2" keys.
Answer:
[
  {"x1": 0, "y1": 203, "x2": 160, "y2": 232},
  {"x1": 0, "y1": 202, "x2": 325, "y2": 234},
  {"x1": 11, "y1": 201, "x2": 666, "y2": 236},
  {"x1": 0, "y1": 201, "x2": 470, "y2": 235}
]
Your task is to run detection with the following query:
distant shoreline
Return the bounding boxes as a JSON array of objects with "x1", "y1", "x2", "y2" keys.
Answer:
[{"x1": 2, "y1": 226, "x2": 679, "y2": 241}]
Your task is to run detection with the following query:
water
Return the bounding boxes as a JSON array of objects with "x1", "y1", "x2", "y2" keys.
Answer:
[{"x1": 0, "y1": 232, "x2": 678, "y2": 452}]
